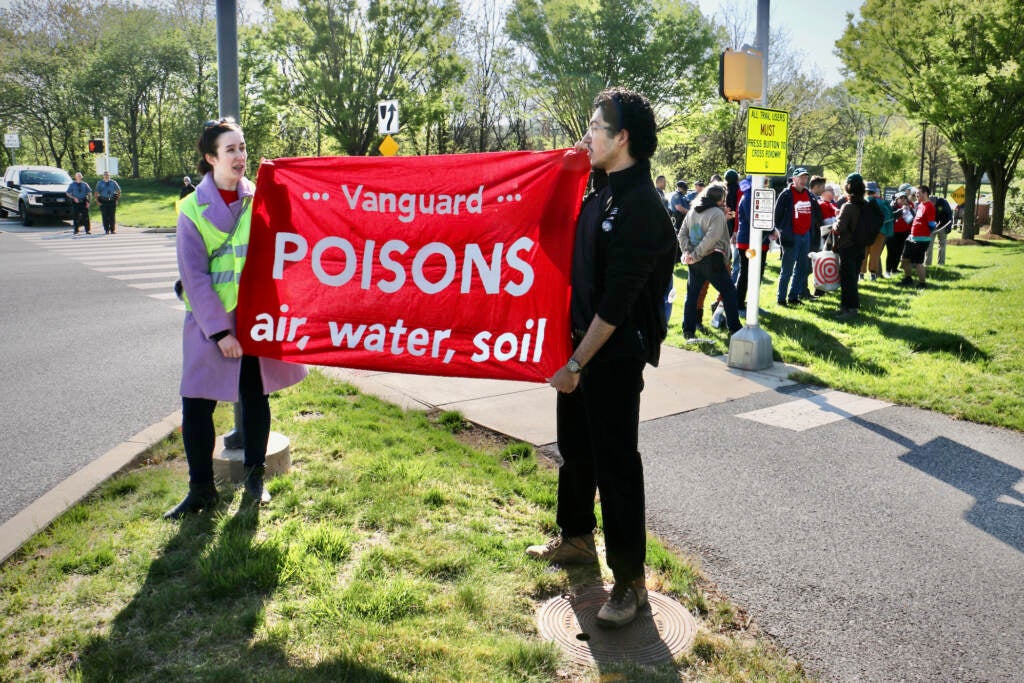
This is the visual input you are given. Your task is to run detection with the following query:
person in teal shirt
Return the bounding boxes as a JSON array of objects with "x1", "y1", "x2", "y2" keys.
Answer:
[{"x1": 94, "y1": 171, "x2": 121, "y2": 234}]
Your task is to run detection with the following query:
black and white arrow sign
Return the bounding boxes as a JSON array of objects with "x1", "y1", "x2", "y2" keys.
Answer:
[{"x1": 377, "y1": 99, "x2": 399, "y2": 135}]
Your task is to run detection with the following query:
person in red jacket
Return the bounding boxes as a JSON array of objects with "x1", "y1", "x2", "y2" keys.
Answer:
[{"x1": 899, "y1": 185, "x2": 935, "y2": 289}]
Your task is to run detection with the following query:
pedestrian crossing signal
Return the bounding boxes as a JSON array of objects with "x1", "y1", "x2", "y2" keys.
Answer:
[
  {"x1": 719, "y1": 48, "x2": 764, "y2": 102},
  {"x1": 88, "y1": 139, "x2": 105, "y2": 153}
]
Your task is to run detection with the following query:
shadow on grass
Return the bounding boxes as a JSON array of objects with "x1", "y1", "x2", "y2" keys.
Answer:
[
  {"x1": 75, "y1": 502, "x2": 400, "y2": 682},
  {"x1": 757, "y1": 310, "x2": 888, "y2": 374},
  {"x1": 869, "y1": 316, "x2": 989, "y2": 361},
  {"x1": 757, "y1": 287, "x2": 988, "y2": 366}
]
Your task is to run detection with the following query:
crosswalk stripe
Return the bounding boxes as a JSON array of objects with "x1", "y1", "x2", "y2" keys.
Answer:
[
  {"x1": 95, "y1": 264, "x2": 178, "y2": 272},
  {"x1": 17, "y1": 231, "x2": 184, "y2": 310},
  {"x1": 78, "y1": 255, "x2": 177, "y2": 265},
  {"x1": 129, "y1": 281, "x2": 176, "y2": 290},
  {"x1": 110, "y1": 271, "x2": 180, "y2": 280}
]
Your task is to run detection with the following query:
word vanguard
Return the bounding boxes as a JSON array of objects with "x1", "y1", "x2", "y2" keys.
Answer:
[{"x1": 340, "y1": 184, "x2": 484, "y2": 224}]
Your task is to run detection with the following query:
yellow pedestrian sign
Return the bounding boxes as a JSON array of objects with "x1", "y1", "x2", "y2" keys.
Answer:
[
  {"x1": 951, "y1": 185, "x2": 966, "y2": 205},
  {"x1": 745, "y1": 106, "x2": 789, "y2": 175}
]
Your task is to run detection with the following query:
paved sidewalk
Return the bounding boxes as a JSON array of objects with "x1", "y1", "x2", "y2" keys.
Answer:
[{"x1": 320, "y1": 345, "x2": 799, "y2": 445}]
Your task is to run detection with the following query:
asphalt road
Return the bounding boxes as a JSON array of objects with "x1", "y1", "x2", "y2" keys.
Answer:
[
  {"x1": 0, "y1": 220, "x2": 182, "y2": 525},
  {"x1": 640, "y1": 384, "x2": 1024, "y2": 682}
]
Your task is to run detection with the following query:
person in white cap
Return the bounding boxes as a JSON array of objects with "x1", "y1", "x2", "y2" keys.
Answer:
[
  {"x1": 773, "y1": 167, "x2": 822, "y2": 306},
  {"x1": 180, "y1": 175, "x2": 196, "y2": 199}
]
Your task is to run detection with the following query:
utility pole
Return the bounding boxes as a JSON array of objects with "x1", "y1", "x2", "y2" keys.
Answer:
[
  {"x1": 216, "y1": 0, "x2": 240, "y2": 121},
  {"x1": 103, "y1": 116, "x2": 110, "y2": 174},
  {"x1": 727, "y1": 0, "x2": 774, "y2": 371},
  {"x1": 216, "y1": 0, "x2": 244, "y2": 448}
]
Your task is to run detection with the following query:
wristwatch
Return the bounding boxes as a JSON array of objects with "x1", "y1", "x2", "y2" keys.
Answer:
[{"x1": 565, "y1": 358, "x2": 582, "y2": 374}]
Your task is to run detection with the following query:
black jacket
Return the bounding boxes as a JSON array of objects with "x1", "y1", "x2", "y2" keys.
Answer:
[{"x1": 570, "y1": 160, "x2": 676, "y2": 367}]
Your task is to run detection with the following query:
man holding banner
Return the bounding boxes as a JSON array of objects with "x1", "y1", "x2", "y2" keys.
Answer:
[{"x1": 527, "y1": 88, "x2": 675, "y2": 629}]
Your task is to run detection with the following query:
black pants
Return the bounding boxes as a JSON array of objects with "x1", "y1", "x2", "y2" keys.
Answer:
[
  {"x1": 885, "y1": 232, "x2": 909, "y2": 274},
  {"x1": 99, "y1": 201, "x2": 116, "y2": 232},
  {"x1": 181, "y1": 356, "x2": 270, "y2": 484},
  {"x1": 555, "y1": 356, "x2": 646, "y2": 582},
  {"x1": 71, "y1": 203, "x2": 90, "y2": 233},
  {"x1": 839, "y1": 246, "x2": 865, "y2": 311}
]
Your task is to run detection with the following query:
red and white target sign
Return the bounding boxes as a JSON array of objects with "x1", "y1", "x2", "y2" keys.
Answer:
[{"x1": 811, "y1": 250, "x2": 840, "y2": 291}]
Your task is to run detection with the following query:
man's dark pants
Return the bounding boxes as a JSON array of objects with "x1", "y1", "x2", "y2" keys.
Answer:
[
  {"x1": 99, "y1": 201, "x2": 116, "y2": 232},
  {"x1": 555, "y1": 357, "x2": 646, "y2": 582},
  {"x1": 72, "y1": 203, "x2": 90, "y2": 234}
]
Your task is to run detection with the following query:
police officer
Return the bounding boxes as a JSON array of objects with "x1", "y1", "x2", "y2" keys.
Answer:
[
  {"x1": 669, "y1": 180, "x2": 690, "y2": 230},
  {"x1": 95, "y1": 171, "x2": 121, "y2": 234},
  {"x1": 66, "y1": 172, "x2": 92, "y2": 235}
]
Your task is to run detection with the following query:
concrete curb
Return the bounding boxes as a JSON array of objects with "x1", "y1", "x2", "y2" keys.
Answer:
[{"x1": 0, "y1": 411, "x2": 182, "y2": 565}]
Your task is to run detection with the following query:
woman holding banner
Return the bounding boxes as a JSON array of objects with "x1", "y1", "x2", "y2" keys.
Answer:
[{"x1": 165, "y1": 118, "x2": 306, "y2": 519}]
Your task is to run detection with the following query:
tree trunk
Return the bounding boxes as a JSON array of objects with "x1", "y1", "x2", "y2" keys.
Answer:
[
  {"x1": 986, "y1": 159, "x2": 1007, "y2": 237},
  {"x1": 958, "y1": 159, "x2": 984, "y2": 240}
]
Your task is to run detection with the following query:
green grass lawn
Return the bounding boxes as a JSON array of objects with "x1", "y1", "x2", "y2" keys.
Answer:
[
  {"x1": 0, "y1": 372, "x2": 806, "y2": 682},
  {"x1": 666, "y1": 235, "x2": 1024, "y2": 432},
  {"x1": 114, "y1": 178, "x2": 182, "y2": 229}
]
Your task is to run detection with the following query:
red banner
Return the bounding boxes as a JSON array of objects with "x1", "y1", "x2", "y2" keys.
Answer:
[{"x1": 237, "y1": 149, "x2": 591, "y2": 382}]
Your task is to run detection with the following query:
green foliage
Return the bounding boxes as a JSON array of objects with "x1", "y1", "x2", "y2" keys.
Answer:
[
  {"x1": 862, "y1": 130, "x2": 919, "y2": 188},
  {"x1": 506, "y1": 0, "x2": 719, "y2": 141},
  {"x1": 837, "y1": 0, "x2": 1024, "y2": 236},
  {"x1": 264, "y1": 0, "x2": 465, "y2": 156}
]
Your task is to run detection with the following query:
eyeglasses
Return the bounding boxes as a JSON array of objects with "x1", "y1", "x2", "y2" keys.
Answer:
[{"x1": 588, "y1": 123, "x2": 615, "y2": 135}]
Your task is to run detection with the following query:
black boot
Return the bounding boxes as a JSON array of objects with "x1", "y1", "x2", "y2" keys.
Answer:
[
  {"x1": 163, "y1": 481, "x2": 218, "y2": 519},
  {"x1": 243, "y1": 465, "x2": 271, "y2": 505}
]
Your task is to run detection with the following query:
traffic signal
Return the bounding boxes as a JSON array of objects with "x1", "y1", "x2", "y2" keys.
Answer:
[
  {"x1": 719, "y1": 48, "x2": 764, "y2": 102},
  {"x1": 88, "y1": 138, "x2": 105, "y2": 153}
]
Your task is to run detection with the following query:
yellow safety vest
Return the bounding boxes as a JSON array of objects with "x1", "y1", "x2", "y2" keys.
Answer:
[{"x1": 178, "y1": 192, "x2": 251, "y2": 313}]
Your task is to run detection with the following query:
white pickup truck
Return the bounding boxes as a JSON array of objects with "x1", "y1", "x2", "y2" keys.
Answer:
[{"x1": 0, "y1": 165, "x2": 75, "y2": 226}]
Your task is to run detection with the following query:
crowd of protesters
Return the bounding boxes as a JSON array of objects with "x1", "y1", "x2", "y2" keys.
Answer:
[{"x1": 664, "y1": 167, "x2": 956, "y2": 338}]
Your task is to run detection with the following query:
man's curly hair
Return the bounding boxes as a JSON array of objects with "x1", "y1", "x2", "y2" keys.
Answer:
[{"x1": 592, "y1": 87, "x2": 658, "y2": 161}]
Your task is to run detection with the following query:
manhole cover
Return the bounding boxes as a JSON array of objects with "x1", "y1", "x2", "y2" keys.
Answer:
[{"x1": 536, "y1": 584, "x2": 697, "y2": 666}]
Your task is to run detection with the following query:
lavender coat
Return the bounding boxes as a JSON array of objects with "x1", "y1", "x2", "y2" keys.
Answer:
[{"x1": 177, "y1": 173, "x2": 307, "y2": 401}]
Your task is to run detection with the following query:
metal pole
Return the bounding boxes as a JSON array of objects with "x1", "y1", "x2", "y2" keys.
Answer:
[
  {"x1": 103, "y1": 116, "x2": 110, "y2": 174},
  {"x1": 728, "y1": 0, "x2": 774, "y2": 371},
  {"x1": 745, "y1": 0, "x2": 770, "y2": 328},
  {"x1": 216, "y1": 0, "x2": 244, "y2": 449},
  {"x1": 216, "y1": 0, "x2": 241, "y2": 121}
]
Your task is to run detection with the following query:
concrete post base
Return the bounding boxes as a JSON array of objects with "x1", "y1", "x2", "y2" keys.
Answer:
[
  {"x1": 727, "y1": 325, "x2": 774, "y2": 371},
  {"x1": 212, "y1": 431, "x2": 291, "y2": 484}
]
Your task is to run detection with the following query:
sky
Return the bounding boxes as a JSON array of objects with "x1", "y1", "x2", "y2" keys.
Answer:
[{"x1": 692, "y1": 0, "x2": 863, "y2": 85}]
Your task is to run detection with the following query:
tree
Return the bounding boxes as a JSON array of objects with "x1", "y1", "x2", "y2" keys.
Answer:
[
  {"x1": 506, "y1": 0, "x2": 719, "y2": 141},
  {"x1": 0, "y1": 0, "x2": 100, "y2": 170},
  {"x1": 837, "y1": 0, "x2": 1024, "y2": 237},
  {"x1": 82, "y1": 6, "x2": 189, "y2": 177},
  {"x1": 264, "y1": 0, "x2": 463, "y2": 157}
]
